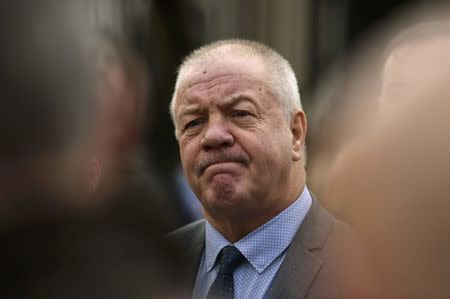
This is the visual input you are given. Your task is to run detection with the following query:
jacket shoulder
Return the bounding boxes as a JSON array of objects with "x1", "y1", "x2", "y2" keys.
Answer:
[
  {"x1": 309, "y1": 201, "x2": 377, "y2": 298},
  {"x1": 166, "y1": 219, "x2": 206, "y2": 244}
]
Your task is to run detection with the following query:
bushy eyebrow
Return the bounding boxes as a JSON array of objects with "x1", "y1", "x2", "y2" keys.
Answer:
[
  {"x1": 221, "y1": 94, "x2": 257, "y2": 109},
  {"x1": 177, "y1": 93, "x2": 259, "y2": 122},
  {"x1": 177, "y1": 105, "x2": 203, "y2": 120}
]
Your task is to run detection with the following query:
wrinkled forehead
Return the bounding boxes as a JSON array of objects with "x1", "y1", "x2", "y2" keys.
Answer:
[{"x1": 177, "y1": 53, "x2": 267, "y2": 97}]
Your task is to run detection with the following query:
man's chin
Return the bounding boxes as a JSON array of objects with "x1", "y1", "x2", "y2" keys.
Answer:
[
  {"x1": 210, "y1": 173, "x2": 236, "y2": 193},
  {"x1": 199, "y1": 176, "x2": 249, "y2": 214}
]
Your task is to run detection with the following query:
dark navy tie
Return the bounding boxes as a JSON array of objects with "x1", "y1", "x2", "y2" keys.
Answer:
[{"x1": 206, "y1": 245, "x2": 245, "y2": 299}]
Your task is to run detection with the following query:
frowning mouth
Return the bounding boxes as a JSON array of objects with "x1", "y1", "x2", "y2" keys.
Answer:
[
  {"x1": 195, "y1": 153, "x2": 249, "y2": 176},
  {"x1": 204, "y1": 161, "x2": 244, "y2": 175}
]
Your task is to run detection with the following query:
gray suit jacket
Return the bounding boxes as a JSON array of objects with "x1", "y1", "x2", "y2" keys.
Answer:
[{"x1": 169, "y1": 198, "x2": 374, "y2": 298}]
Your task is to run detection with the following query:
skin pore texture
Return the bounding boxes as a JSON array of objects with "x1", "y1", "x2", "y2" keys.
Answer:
[{"x1": 174, "y1": 51, "x2": 307, "y2": 242}]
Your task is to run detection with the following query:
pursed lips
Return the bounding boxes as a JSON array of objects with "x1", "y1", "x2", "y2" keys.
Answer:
[
  {"x1": 195, "y1": 154, "x2": 249, "y2": 176},
  {"x1": 202, "y1": 161, "x2": 244, "y2": 175}
]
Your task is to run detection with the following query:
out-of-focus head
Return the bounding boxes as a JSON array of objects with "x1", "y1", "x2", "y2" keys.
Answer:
[
  {"x1": 0, "y1": 0, "x2": 96, "y2": 213},
  {"x1": 89, "y1": 32, "x2": 150, "y2": 197},
  {"x1": 319, "y1": 5, "x2": 450, "y2": 297},
  {"x1": 380, "y1": 21, "x2": 450, "y2": 106},
  {"x1": 170, "y1": 39, "x2": 307, "y2": 234},
  {"x1": 0, "y1": 0, "x2": 93, "y2": 157},
  {"x1": 0, "y1": 3, "x2": 187, "y2": 298},
  {"x1": 308, "y1": 15, "x2": 450, "y2": 212}
]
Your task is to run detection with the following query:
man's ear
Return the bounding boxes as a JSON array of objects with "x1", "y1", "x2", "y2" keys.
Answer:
[{"x1": 291, "y1": 109, "x2": 307, "y2": 161}]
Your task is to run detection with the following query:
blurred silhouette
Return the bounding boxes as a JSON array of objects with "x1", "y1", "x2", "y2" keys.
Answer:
[
  {"x1": 315, "y1": 7, "x2": 450, "y2": 298},
  {"x1": 0, "y1": 0, "x2": 95, "y2": 224},
  {"x1": 0, "y1": 1, "x2": 187, "y2": 298}
]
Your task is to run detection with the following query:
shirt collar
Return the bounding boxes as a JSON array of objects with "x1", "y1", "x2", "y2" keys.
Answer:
[
  {"x1": 204, "y1": 221, "x2": 231, "y2": 272},
  {"x1": 204, "y1": 186, "x2": 312, "y2": 273}
]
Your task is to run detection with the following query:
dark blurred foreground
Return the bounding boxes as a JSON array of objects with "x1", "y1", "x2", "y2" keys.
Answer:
[
  {"x1": 0, "y1": 1, "x2": 188, "y2": 298},
  {"x1": 309, "y1": 4, "x2": 450, "y2": 297}
]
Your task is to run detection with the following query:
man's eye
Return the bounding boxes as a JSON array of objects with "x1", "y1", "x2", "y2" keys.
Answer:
[
  {"x1": 184, "y1": 118, "x2": 205, "y2": 130},
  {"x1": 231, "y1": 110, "x2": 252, "y2": 118}
]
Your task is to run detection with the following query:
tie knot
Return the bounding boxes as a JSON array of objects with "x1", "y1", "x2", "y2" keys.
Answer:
[{"x1": 217, "y1": 245, "x2": 245, "y2": 275}]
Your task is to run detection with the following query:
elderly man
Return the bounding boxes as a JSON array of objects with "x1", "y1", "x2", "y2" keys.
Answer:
[{"x1": 169, "y1": 39, "x2": 372, "y2": 298}]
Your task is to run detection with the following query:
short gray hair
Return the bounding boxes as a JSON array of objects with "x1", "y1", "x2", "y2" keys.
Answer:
[{"x1": 170, "y1": 39, "x2": 302, "y2": 135}]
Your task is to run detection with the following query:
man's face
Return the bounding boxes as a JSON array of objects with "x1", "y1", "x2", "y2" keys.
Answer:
[{"x1": 174, "y1": 55, "x2": 304, "y2": 221}]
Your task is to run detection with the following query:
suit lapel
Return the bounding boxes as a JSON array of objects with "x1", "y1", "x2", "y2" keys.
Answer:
[
  {"x1": 266, "y1": 198, "x2": 333, "y2": 299},
  {"x1": 185, "y1": 221, "x2": 206, "y2": 289},
  {"x1": 169, "y1": 219, "x2": 206, "y2": 290}
]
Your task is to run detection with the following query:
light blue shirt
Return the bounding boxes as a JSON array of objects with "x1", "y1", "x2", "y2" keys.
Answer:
[{"x1": 192, "y1": 186, "x2": 312, "y2": 299}]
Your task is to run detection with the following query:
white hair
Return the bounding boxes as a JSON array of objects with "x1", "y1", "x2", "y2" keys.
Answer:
[{"x1": 170, "y1": 39, "x2": 302, "y2": 135}]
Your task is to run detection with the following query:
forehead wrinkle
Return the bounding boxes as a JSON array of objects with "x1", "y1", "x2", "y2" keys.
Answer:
[
  {"x1": 175, "y1": 70, "x2": 274, "y2": 122},
  {"x1": 181, "y1": 73, "x2": 257, "y2": 97},
  {"x1": 183, "y1": 74, "x2": 271, "y2": 101},
  {"x1": 179, "y1": 93, "x2": 258, "y2": 121},
  {"x1": 222, "y1": 93, "x2": 258, "y2": 108}
]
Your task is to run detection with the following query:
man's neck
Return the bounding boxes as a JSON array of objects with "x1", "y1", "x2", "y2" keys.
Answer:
[{"x1": 204, "y1": 169, "x2": 307, "y2": 242}]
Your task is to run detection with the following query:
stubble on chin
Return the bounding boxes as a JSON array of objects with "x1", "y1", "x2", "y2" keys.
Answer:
[
  {"x1": 210, "y1": 174, "x2": 235, "y2": 202},
  {"x1": 199, "y1": 174, "x2": 237, "y2": 217}
]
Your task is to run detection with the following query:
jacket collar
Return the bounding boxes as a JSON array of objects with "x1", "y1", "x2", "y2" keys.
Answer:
[{"x1": 265, "y1": 197, "x2": 333, "y2": 299}]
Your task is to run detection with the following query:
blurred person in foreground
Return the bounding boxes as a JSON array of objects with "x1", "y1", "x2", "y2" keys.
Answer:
[
  {"x1": 323, "y1": 17, "x2": 450, "y2": 298},
  {"x1": 0, "y1": 1, "x2": 186, "y2": 298},
  {"x1": 0, "y1": 1, "x2": 94, "y2": 220},
  {"x1": 168, "y1": 39, "x2": 374, "y2": 298},
  {"x1": 88, "y1": 31, "x2": 178, "y2": 231}
]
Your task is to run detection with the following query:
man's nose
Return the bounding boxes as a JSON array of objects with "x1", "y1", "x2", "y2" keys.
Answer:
[{"x1": 200, "y1": 120, "x2": 234, "y2": 150}]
